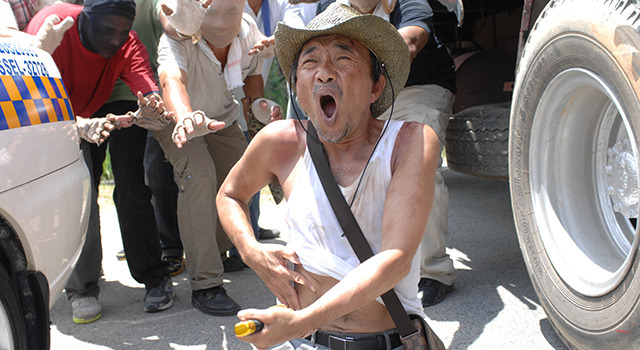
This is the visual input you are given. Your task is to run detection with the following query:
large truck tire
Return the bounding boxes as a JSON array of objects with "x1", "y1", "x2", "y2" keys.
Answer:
[
  {"x1": 445, "y1": 103, "x2": 509, "y2": 180},
  {"x1": 510, "y1": 0, "x2": 640, "y2": 348}
]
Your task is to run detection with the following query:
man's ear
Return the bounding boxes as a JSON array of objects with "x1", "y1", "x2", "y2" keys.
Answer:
[{"x1": 370, "y1": 74, "x2": 386, "y2": 104}]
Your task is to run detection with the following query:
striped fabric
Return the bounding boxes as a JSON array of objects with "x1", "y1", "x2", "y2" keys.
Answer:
[{"x1": 0, "y1": 74, "x2": 74, "y2": 130}]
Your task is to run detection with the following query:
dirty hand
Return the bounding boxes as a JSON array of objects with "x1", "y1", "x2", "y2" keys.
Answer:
[
  {"x1": 171, "y1": 110, "x2": 225, "y2": 148},
  {"x1": 160, "y1": 0, "x2": 211, "y2": 37},
  {"x1": 242, "y1": 244, "x2": 315, "y2": 310},
  {"x1": 33, "y1": 14, "x2": 74, "y2": 54},
  {"x1": 76, "y1": 116, "x2": 115, "y2": 145},
  {"x1": 252, "y1": 98, "x2": 283, "y2": 123},
  {"x1": 126, "y1": 92, "x2": 174, "y2": 131},
  {"x1": 236, "y1": 306, "x2": 312, "y2": 350},
  {"x1": 248, "y1": 35, "x2": 276, "y2": 59}
]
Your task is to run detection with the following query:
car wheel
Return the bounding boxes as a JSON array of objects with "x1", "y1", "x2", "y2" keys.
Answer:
[
  {"x1": 0, "y1": 264, "x2": 27, "y2": 350},
  {"x1": 445, "y1": 102, "x2": 509, "y2": 180},
  {"x1": 510, "y1": 0, "x2": 640, "y2": 348}
]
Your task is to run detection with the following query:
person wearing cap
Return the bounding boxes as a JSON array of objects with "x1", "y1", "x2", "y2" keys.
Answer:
[
  {"x1": 217, "y1": 3, "x2": 439, "y2": 349},
  {"x1": 314, "y1": 0, "x2": 458, "y2": 307},
  {"x1": 25, "y1": 0, "x2": 175, "y2": 323}
]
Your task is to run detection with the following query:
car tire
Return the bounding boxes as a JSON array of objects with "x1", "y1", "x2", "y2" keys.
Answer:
[
  {"x1": 0, "y1": 264, "x2": 27, "y2": 350},
  {"x1": 510, "y1": 0, "x2": 640, "y2": 348},
  {"x1": 445, "y1": 102, "x2": 509, "y2": 180}
]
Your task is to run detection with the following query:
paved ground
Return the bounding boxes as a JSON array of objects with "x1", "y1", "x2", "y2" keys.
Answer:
[{"x1": 49, "y1": 167, "x2": 568, "y2": 349}]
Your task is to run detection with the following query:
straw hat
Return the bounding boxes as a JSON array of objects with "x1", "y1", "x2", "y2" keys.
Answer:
[{"x1": 274, "y1": 3, "x2": 410, "y2": 118}]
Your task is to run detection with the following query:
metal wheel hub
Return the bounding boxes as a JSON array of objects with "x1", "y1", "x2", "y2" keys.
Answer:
[{"x1": 606, "y1": 138, "x2": 639, "y2": 218}]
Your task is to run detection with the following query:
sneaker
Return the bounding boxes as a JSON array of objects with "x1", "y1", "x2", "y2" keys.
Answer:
[
  {"x1": 116, "y1": 249, "x2": 126, "y2": 260},
  {"x1": 223, "y1": 255, "x2": 246, "y2": 273},
  {"x1": 257, "y1": 227, "x2": 281, "y2": 240},
  {"x1": 143, "y1": 276, "x2": 174, "y2": 313},
  {"x1": 71, "y1": 296, "x2": 102, "y2": 324},
  {"x1": 163, "y1": 256, "x2": 184, "y2": 276},
  {"x1": 192, "y1": 286, "x2": 241, "y2": 316},
  {"x1": 418, "y1": 278, "x2": 453, "y2": 307}
]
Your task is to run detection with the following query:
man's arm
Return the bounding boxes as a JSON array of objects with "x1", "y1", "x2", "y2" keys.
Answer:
[
  {"x1": 399, "y1": 25, "x2": 428, "y2": 62},
  {"x1": 236, "y1": 122, "x2": 441, "y2": 349},
  {"x1": 217, "y1": 121, "x2": 314, "y2": 309}
]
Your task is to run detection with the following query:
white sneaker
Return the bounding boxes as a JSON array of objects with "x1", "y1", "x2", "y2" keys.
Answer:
[{"x1": 71, "y1": 296, "x2": 102, "y2": 324}]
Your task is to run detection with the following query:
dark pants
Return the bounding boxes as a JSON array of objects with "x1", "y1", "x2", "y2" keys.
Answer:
[
  {"x1": 144, "y1": 132, "x2": 182, "y2": 258},
  {"x1": 68, "y1": 100, "x2": 168, "y2": 298}
]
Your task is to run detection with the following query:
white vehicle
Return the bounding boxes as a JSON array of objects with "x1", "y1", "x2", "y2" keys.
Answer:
[{"x1": 0, "y1": 40, "x2": 90, "y2": 349}]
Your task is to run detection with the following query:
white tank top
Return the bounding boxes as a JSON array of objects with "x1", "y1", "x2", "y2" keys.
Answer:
[{"x1": 285, "y1": 120, "x2": 425, "y2": 317}]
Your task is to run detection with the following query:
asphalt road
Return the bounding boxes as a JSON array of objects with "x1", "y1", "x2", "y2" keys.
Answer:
[{"x1": 49, "y1": 167, "x2": 568, "y2": 350}]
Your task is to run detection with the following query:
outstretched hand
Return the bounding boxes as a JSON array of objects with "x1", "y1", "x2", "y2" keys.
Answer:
[
  {"x1": 160, "y1": 0, "x2": 212, "y2": 37},
  {"x1": 171, "y1": 110, "x2": 225, "y2": 148},
  {"x1": 248, "y1": 35, "x2": 276, "y2": 59},
  {"x1": 34, "y1": 14, "x2": 74, "y2": 54},
  {"x1": 76, "y1": 116, "x2": 116, "y2": 145}
]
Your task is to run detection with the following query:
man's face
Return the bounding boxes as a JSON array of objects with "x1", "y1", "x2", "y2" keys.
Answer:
[
  {"x1": 86, "y1": 14, "x2": 132, "y2": 58},
  {"x1": 200, "y1": 0, "x2": 243, "y2": 48},
  {"x1": 295, "y1": 35, "x2": 383, "y2": 143}
]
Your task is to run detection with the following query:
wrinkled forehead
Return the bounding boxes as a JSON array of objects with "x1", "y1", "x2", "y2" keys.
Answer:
[
  {"x1": 299, "y1": 34, "x2": 368, "y2": 57},
  {"x1": 204, "y1": 0, "x2": 244, "y2": 16}
]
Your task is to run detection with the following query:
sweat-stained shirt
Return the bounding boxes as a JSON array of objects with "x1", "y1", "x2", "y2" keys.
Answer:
[{"x1": 25, "y1": 3, "x2": 158, "y2": 118}]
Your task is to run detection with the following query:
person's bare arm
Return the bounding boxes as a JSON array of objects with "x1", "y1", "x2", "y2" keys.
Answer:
[
  {"x1": 159, "y1": 67, "x2": 224, "y2": 147},
  {"x1": 237, "y1": 122, "x2": 441, "y2": 349},
  {"x1": 217, "y1": 121, "x2": 314, "y2": 310},
  {"x1": 398, "y1": 25, "x2": 428, "y2": 62}
]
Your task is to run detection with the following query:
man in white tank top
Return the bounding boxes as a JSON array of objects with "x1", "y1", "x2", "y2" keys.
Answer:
[{"x1": 217, "y1": 3, "x2": 442, "y2": 349}]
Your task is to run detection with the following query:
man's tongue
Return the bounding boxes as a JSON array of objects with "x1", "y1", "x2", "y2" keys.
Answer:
[{"x1": 321, "y1": 96, "x2": 337, "y2": 118}]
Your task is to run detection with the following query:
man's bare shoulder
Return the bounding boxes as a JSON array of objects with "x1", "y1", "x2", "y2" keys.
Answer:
[
  {"x1": 252, "y1": 119, "x2": 307, "y2": 157},
  {"x1": 392, "y1": 121, "x2": 439, "y2": 168}
]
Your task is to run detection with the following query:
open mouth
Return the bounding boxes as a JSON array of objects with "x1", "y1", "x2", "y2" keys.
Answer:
[{"x1": 320, "y1": 95, "x2": 337, "y2": 119}]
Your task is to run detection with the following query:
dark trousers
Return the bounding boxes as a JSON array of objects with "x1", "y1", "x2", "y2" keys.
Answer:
[
  {"x1": 144, "y1": 132, "x2": 182, "y2": 258},
  {"x1": 83, "y1": 100, "x2": 167, "y2": 290}
]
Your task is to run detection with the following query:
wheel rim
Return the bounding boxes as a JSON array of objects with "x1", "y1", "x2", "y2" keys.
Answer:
[
  {"x1": 0, "y1": 297, "x2": 15, "y2": 350},
  {"x1": 530, "y1": 68, "x2": 639, "y2": 297}
]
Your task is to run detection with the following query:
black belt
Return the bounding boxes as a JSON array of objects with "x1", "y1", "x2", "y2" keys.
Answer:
[{"x1": 309, "y1": 330, "x2": 403, "y2": 350}]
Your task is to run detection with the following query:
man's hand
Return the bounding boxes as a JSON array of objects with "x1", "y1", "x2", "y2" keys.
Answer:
[
  {"x1": 160, "y1": 0, "x2": 211, "y2": 37},
  {"x1": 242, "y1": 244, "x2": 315, "y2": 310},
  {"x1": 171, "y1": 110, "x2": 225, "y2": 148},
  {"x1": 248, "y1": 35, "x2": 276, "y2": 59},
  {"x1": 76, "y1": 116, "x2": 115, "y2": 145},
  {"x1": 128, "y1": 92, "x2": 175, "y2": 130},
  {"x1": 236, "y1": 306, "x2": 313, "y2": 350},
  {"x1": 251, "y1": 98, "x2": 283, "y2": 123},
  {"x1": 34, "y1": 14, "x2": 74, "y2": 54}
]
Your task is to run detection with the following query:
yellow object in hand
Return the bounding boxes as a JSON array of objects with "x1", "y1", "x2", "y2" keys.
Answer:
[{"x1": 235, "y1": 319, "x2": 264, "y2": 337}]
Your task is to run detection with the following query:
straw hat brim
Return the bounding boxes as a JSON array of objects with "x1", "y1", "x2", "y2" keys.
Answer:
[{"x1": 274, "y1": 4, "x2": 410, "y2": 118}]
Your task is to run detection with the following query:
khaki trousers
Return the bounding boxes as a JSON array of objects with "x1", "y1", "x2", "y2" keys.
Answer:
[
  {"x1": 153, "y1": 122, "x2": 247, "y2": 290},
  {"x1": 380, "y1": 84, "x2": 458, "y2": 286}
]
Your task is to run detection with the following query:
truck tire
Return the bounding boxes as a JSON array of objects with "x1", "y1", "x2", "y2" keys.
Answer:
[
  {"x1": 445, "y1": 103, "x2": 509, "y2": 180},
  {"x1": 510, "y1": 0, "x2": 640, "y2": 348}
]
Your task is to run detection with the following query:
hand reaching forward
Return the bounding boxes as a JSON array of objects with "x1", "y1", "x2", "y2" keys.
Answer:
[
  {"x1": 172, "y1": 110, "x2": 225, "y2": 148},
  {"x1": 34, "y1": 14, "x2": 74, "y2": 54},
  {"x1": 160, "y1": 0, "x2": 212, "y2": 37},
  {"x1": 76, "y1": 116, "x2": 115, "y2": 145},
  {"x1": 248, "y1": 35, "x2": 276, "y2": 59}
]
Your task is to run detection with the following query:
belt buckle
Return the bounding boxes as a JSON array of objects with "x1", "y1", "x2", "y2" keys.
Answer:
[{"x1": 327, "y1": 334, "x2": 352, "y2": 350}]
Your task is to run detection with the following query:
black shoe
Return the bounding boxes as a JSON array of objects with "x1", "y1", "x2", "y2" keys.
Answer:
[
  {"x1": 192, "y1": 286, "x2": 241, "y2": 316},
  {"x1": 223, "y1": 255, "x2": 246, "y2": 273},
  {"x1": 163, "y1": 256, "x2": 184, "y2": 276},
  {"x1": 418, "y1": 278, "x2": 453, "y2": 307},
  {"x1": 143, "y1": 276, "x2": 174, "y2": 313},
  {"x1": 258, "y1": 227, "x2": 280, "y2": 240}
]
